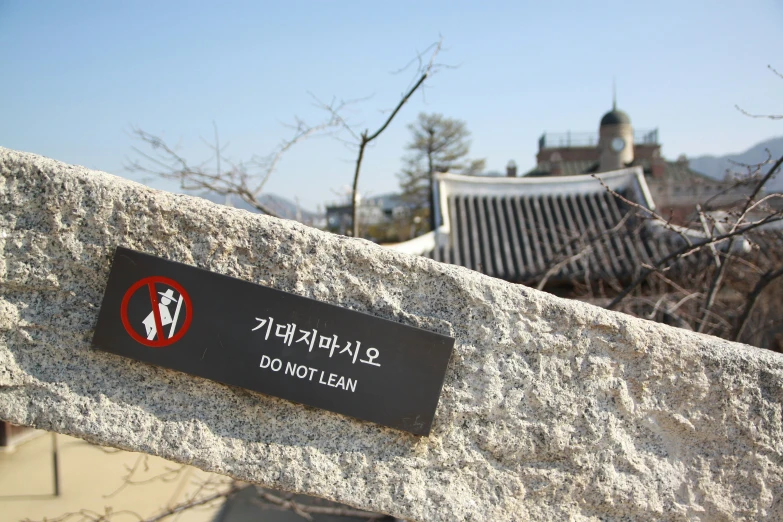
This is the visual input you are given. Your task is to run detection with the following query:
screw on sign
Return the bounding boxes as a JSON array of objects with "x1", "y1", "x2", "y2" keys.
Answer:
[{"x1": 120, "y1": 276, "x2": 193, "y2": 347}]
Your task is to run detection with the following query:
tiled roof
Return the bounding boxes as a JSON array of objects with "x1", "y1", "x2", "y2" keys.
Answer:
[
  {"x1": 523, "y1": 159, "x2": 716, "y2": 184},
  {"x1": 524, "y1": 160, "x2": 597, "y2": 177},
  {"x1": 391, "y1": 168, "x2": 702, "y2": 284},
  {"x1": 650, "y1": 160, "x2": 713, "y2": 183}
]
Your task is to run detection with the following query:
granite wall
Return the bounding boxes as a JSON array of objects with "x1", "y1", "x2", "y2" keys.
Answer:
[{"x1": 1, "y1": 148, "x2": 782, "y2": 521}]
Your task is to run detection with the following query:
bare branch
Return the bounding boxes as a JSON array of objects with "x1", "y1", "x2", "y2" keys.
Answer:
[
  {"x1": 591, "y1": 174, "x2": 694, "y2": 247},
  {"x1": 389, "y1": 40, "x2": 440, "y2": 75},
  {"x1": 102, "y1": 455, "x2": 187, "y2": 499},
  {"x1": 733, "y1": 66, "x2": 783, "y2": 119},
  {"x1": 351, "y1": 38, "x2": 445, "y2": 237},
  {"x1": 528, "y1": 213, "x2": 633, "y2": 286},
  {"x1": 738, "y1": 153, "x2": 783, "y2": 216},
  {"x1": 143, "y1": 482, "x2": 241, "y2": 522},
  {"x1": 251, "y1": 487, "x2": 388, "y2": 520},
  {"x1": 126, "y1": 127, "x2": 283, "y2": 217},
  {"x1": 604, "y1": 154, "x2": 783, "y2": 312},
  {"x1": 251, "y1": 114, "x2": 344, "y2": 196},
  {"x1": 536, "y1": 246, "x2": 593, "y2": 290},
  {"x1": 732, "y1": 265, "x2": 783, "y2": 341},
  {"x1": 214, "y1": 121, "x2": 221, "y2": 179},
  {"x1": 697, "y1": 248, "x2": 731, "y2": 333},
  {"x1": 127, "y1": 107, "x2": 348, "y2": 220},
  {"x1": 606, "y1": 212, "x2": 783, "y2": 310},
  {"x1": 734, "y1": 104, "x2": 783, "y2": 120},
  {"x1": 309, "y1": 93, "x2": 363, "y2": 142}
]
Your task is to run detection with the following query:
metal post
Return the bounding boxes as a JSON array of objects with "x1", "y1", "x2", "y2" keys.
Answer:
[{"x1": 51, "y1": 432, "x2": 60, "y2": 496}]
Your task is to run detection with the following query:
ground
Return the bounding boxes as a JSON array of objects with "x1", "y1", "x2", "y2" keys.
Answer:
[{"x1": 0, "y1": 431, "x2": 225, "y2": 522}]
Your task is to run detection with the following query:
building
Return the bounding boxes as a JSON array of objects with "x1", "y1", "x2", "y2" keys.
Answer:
[
  {"x1": 526, "y1": 104, "x2": 754, "y2": 223},
  {"x1": 389, "y1": 106, "x2": 721, "y2": 287},
  {"x1": 390, "y1": 106, "x2": 766, "y2": 286},
  {"x1": 390, "y1": 166, "x2": 694, "y2": 288},
  {"x1": 388, "y1": 106, "x2": 783, "y2": 348},
  {"x1": 326, "y1": 193, "x2": 416, "y2": 239}
]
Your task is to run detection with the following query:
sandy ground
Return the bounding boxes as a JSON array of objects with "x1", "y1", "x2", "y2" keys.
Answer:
[{"x1": 0, "y1": 431, "x2": 227, "y2": 522}]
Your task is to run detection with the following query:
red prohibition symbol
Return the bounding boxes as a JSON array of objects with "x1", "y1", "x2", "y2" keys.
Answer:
[{"x1": 120, "y1": 276, "x2": 193, "y2": 348}]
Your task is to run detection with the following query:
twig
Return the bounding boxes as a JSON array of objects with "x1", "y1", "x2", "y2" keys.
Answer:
[
  {"x1": 734, "y1": 105, "x2": 783, "y2": 120},
  {"x1": 251, "y1": 487, "x2": 388, "y2": 520},
  {"x1": 103, "y1": 455, "x2": 186, "y2": 499},
  {"x1": 738, "y1": 154, "x2": 783, "y2": 217},
  {"x1": 605, "y1": 154, "x2": 783, "y2": 311},
  {"x1": 536, "y1": 246, "x2": 592, "y2": 290},
  {"x1": 143, "y1": 482, "x2": 241, "y2": 522}
]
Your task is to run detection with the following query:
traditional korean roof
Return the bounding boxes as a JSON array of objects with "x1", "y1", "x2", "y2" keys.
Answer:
[
  {"x1": 523, "y1": 158, "x2": 715, "y2": 182},
  {"x1": 390, "y1": 167, "x2": 702, "y2": 284}
]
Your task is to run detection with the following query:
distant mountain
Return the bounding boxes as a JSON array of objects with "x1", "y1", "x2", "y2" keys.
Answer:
[
  {"x1": 193, "y1": 191, "x2": 323, "y2": 226},
  {"x1": 688, "y1": 136, "x2": 783, "y2": 192}
]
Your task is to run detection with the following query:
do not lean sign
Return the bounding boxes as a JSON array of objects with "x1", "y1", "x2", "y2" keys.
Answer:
[
  {"x1": 120, "y1": 276, "x2": 193, "y2": 348},
  {"x1": 94, "y1": 247, "x2": 454, "y2": 436}
]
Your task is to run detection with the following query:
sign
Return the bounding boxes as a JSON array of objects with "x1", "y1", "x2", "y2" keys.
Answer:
[{"x1": 92, "y1": 247, "x2": 455, "y2": 436}]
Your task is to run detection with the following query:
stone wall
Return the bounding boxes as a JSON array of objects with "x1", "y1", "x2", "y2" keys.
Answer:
[{"x1": 1, "y1": 147, "x2": 782, "y2": 521}]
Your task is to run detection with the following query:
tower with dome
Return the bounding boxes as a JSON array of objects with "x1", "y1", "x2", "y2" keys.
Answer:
[{"x1": 524, "y1": 105, "x2": 749, "y2": 223}]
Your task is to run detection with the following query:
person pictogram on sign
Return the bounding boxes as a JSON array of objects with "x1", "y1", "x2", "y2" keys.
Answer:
[
  {"x1": 121, "y1": 276, "x2": 192, "y2": 348},
  {"x1": 142, "y1": 288, "x2": 183, "y2": 340}
]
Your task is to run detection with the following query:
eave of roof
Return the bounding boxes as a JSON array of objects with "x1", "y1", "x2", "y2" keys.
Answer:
[{"x1": 391, "y1": 167, "x2": 668, "y2": 282}]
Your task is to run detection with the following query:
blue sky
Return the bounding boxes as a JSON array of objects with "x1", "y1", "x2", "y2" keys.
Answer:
[{"x1": 1, "y1": 1, "x2": 782, "y2": 212}]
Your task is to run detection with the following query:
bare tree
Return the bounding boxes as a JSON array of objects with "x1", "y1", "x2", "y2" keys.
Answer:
[
  {"x1": 128, "y1": 39, "x2": 449, "y2": 239},
  {"x1": 127, "y1": 116, "x2": 343, "y2": 218},
  {"x1": 315, "y1": 39, "x2": 449, "y2": 238}
]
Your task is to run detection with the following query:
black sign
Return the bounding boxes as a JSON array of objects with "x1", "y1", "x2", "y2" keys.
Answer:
[{"x1": 92, "y1": 247, "x2": 454, "y2": 435}]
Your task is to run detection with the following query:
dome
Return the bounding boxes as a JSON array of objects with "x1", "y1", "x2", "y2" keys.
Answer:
[{"x1": 600, "y1": 109, "x2": 631, "y2": 126}]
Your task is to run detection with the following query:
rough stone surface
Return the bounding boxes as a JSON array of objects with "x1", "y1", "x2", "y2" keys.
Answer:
[{"x1": 1, "y1": 147, "x2": 782, "y2": 521}]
